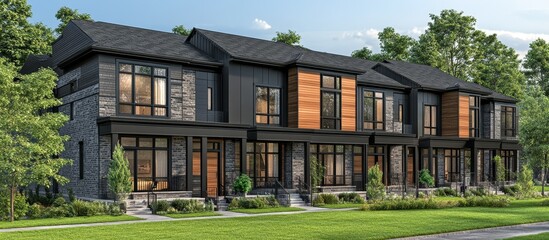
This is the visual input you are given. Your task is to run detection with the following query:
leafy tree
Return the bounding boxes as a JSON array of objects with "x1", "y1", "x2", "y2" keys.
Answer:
[
  {"x1": 377, "y1": 27, "x2": 416, "y2": 61},
  {"x1": 515, "y1": 165, "x2": 536, "y2": 199},
  {"x1": 493, "y1": 155, "x2": 505, "y2": 193},
  {"x1": 272, "y1": 30, "x2": 301, "y2": 46},
  {"x1": 366, "y1": 164, "x2": 385, "y2": 201},
  {"x1": 419, "y1": 169, "x2": 435, "y2": 187},
  {"x1": 54, "y1": 6, "x2": 92, "y2": 35},
  {"x1": 0, "y1": 58, "x2": 70, "y2": 221},
  {"x1": 108, "y1": 143, "x2": 132, "y2": 202},
  {"x1": 0, "y1": 0, "x2": 54, "y2": 67},
  {"x1": 310, "y1": 155, "x2": 325, "y2": 192},
  {"x1": 172, "y1": 25, "x2": 191, "y2": 36},
  {"x1": 470, "y1": 32, "x2": 525, "y2": 99},
  {"x1": 351, "y1": 47, "x2": 385, "y2": 61},
  {"x1": 523, "y1": 39, "x2": 549, "y2": 96},
  {"x1": 519, "y1": 86, "x2": 549, "y2": 196}
]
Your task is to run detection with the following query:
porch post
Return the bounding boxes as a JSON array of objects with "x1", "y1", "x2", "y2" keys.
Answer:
[
  {"x1": 415, "y1": 146, "x2": 419, "y2": 198},
  {"x1": 201, "y1": 137, "x2": 208, "y2": 198},
  {"x1": 240, "y1": 138, "x2": 247, "y2": 174},
  {"x1": 402, "y1": 145, "x2": 407, "y2": 197},
  {"x1": 111, "y1": 134, "x2": 119, "y2": 153},
  {"x1": 186, "y1": 136, "x2": 193, "y2": 192},
  {"x1": 362, "y1": 144, "x2": 368, "y2": 191},
  {"x1": 383, "y1": 145, "x2": 389, "y2": 185},
  {"x1": 304, "y1": 142, "x2": 311, "y2": 193},
  {"x1": 472, "y1": 147, "x2": 478, "y2": 186}
]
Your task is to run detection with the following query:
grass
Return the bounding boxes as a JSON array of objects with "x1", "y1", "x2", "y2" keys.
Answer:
[
  {"x1": 534, "y1": 185, "x2": 547, "y2": 193},
  {"x1": 161, "y1": 212, "x2": 222, "y2": 219},
  {"x1": 506, "y1": 232, "x2": 549, "y2": 240},
  {"x1": 2, "y1": 199, "x2": 549, "y2": 239},
  {"x1": 0, "y1": 215, "x2": 140, "y2": 229},
  {"x1": 230, "y1": 207, "x2": 304, "y2": 214},
  {"x1": 319, "y1": 203, "x2": 364, "y2": 209}
]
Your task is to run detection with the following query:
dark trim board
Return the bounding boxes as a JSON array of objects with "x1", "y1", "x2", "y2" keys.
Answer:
[{"x1": 419, "y1": 137, "x2": 520, "y2": 150}]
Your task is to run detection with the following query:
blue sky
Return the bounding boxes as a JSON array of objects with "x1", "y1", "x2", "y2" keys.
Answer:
[{"x1": 28, "y1": 0, "x2": 549, "y2": 59}]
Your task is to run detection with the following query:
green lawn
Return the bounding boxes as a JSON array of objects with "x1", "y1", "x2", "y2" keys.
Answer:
[
  {"x1": 2, "y1": 199, "x2": 549, "y2": 239},
  {"x1": 319, "y1": 203, "x2": 364, "y2": 209},
  {"x1": 230, "y1": 207, "x2": 304, "y2": 214},
  {"x1": 506, "y1": 232, "x2": 549, "y2": 240},
  {"x1": 0, "y1": 215, "x2": 140, "y2": 229},
  {"x1": 161, "y1": 212, "x2": 222, "y2": 219},
  {"x1": 535, "y1": 185, "x2": 547, "y2": 193}
]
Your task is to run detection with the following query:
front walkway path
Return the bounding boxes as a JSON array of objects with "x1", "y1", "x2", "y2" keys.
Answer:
[
  {"x1": 0, "y1": 206, "x2": 355, "y2": 233},
  {"x1": 395, "y1": 221, "x2": 549, "y2": 240}
]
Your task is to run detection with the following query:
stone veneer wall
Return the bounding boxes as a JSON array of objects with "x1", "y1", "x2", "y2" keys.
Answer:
[
  {"x1": 224, "y1": 140, "x2": 239, "y2": 195},
  {"x1": 389, "y1": 146, "x2": 403, "y2": 185},
  {"x1": 285, "y1": 143, "x2": 305, "y2": 189},
  {"x1": 58, "y1": 67, "x2": 101, "y2": 198},
  {"x1": 436, "y1": 150, "x2": 445, "y2": 185},
  {"x1": 172, "y1": 137, "x2": 186, "y2": 190},
  {"x1": 344, "y1": 146, "x2": 353, "y2": 185},
  {"x1": 385, "y1": 95, "x2": 395, "y2": 132}
]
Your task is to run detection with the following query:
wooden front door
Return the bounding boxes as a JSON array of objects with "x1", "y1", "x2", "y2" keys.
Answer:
[
  {"x1": 407, "y1": 147, "x2": 415, "y2": 186},
  {"x1": 207, "y1": 152, "x2": 219, "y2": 197}
]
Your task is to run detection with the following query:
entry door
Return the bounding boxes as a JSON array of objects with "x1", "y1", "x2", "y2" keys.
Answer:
[
  {"x1": 207, "y1": 151, "x2": 219, "y2": 197},
  {"x1": 407, "y1": 147, "x2": 415, "y2": 186}
]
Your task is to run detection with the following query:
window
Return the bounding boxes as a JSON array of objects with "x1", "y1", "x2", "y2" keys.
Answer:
[
  {"x1": 398, "y1": 104, "x2": 403, "y2": 122},
  {"x1": 246, "y1": 142, "x2": 281, "y2": 188},
  {"x1": 353, "y1": 146, "x2": 364, "y2": 190},
  {"x1": 469, "y1": 96, "x2": 480, "y2": 137},
  {"x1": 444, "y1": 149, "x2": 459, "y2": 182},
  {"x1": 79, "y1": 141, "x2": 84, "y2": 180},
  {"x1": 120, "y1": 136, "x2": 169, "y2": 191},
  {"x1": 311, "y1": 144, "x2": 345, "y2": 186},
  {"x1": 501, "y1": 106, "x2": 516, "y2": 137},
  {"x1": 70, "y1": 102, "x2": 74, "y2": 121},
  {"x1": 207, "y1": 87, "x2": 212, "y2": 111},
  {"x1": 423, "y1": 105, "x2": 437, "y2": 135},
  {"x1": 363, "y1": 90, "x2": 384, "y2": 130},
  {"x1": 255, "y1": 87, "x2": 280, "y2": 125},
  {"x1": 368, "y1": 146, "x2": 386, "y2": 184},
  {"x1": 321, "y1": 75, "x2": 341, "y2": 129},
  {"x1": 118, "y1": 63, "x2": 168, "y2": 116},
  {"x1": 501, "y1": 150, "x2": 516, "y2": 181}
]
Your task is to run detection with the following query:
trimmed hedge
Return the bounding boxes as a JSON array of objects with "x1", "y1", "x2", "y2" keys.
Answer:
[
  {"x1": 433, "y1": 187, "x2": 458, "y2": 197},
  {"x1": 228, "y1": 196, "x2": 279, "y2": 210},
  {"x1": 364, "y1": 198, "x2": 455, "y2": 211},
  {"x1": 338, "y1": 193, "x2": 365, "y2": 204},
  {"x1": 457, "y1": 196, "x2": 510, "y2": 208}
]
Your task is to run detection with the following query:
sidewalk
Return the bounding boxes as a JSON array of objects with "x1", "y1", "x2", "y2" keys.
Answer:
[
  {"x1": 0, "y1": 206, "x2": 355, "y2": 233},
  {"x1": 394, "y1": 221, "x2": 549, "y2": 240}
]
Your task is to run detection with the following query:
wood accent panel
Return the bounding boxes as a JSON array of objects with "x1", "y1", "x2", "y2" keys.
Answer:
[
  {"x1": 458, "y1": 94, "x2": 470, "y2": 138},
  {"x1": 192, "y1": 152, "x2": 201, "y2": 176},
  {"x1": 207, "y1": 152, "x2": 218, "y2": 197},
  {"x1": 341, "y1": 76, "x2": 356, "y2": 131},
  {"x1": 441, "y1": 91, "x2": 459, "y2": 136},
  {"x1": 407, "y1": 154, "x2": 414, "y2": 185},
  {"x1": 297, "y1": 69, "x2": 321, "y2": 129},
  {"x1": 287, "y1": 68, "x2": 298, "y2": 128}
]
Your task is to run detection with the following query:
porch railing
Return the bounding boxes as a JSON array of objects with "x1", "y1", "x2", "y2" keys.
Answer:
[
  {"x1": 274, "y1": 180, "x2": 291, "y2": 206},
  {"x1": 323, "y1": 175, "x2": 345, "y2": 186}
]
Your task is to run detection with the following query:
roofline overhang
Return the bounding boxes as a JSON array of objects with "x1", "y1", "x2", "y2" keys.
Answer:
[
  {"x1": 230, "y1": 57, "x2": 367, "y2": 75},
  {"x1": 357, "y1": 80, "x2": 409, "y2": 90}
]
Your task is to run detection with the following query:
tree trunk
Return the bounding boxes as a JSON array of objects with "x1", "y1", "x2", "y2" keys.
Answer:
[
  {"x1": 10, "y1": 185, "x2": 15, "y2": 222},
  {"x1": 542, "y1": 166, "x2": 546, "y2": 197}
]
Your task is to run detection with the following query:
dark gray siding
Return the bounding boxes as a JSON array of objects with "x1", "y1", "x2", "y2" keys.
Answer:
[
  {"x1": 227, "y1": 62, "x2": 285, "y2": 126},
  {"x1": 52, "y1": 22, "x2": 93, "y2": 66},
  {"x1": 417, "y1": 91, "x2": 440, "y2": 136},
  {"x1": 373, "y1": 65, "x2": 420, "y2": 88},
  {"x1": 482, "y1": 100, "x2": 493, "y2": 139},
  {"x1": 196, "y1": 71, "x2": 223, "y2": 122}
]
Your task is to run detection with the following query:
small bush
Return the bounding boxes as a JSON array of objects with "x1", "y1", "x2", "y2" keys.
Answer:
[
  {"x1": 42, "y1": 205, "x2": 74, "y2": 218},
  {"x1": 167, "y1": 207, "x2": 178, "y2": 214},
  {"x1": 501, "y1": 185, "x2": 519, "y2": 196},
  {"x1": 457, "y1": 196, "x2": 510, "y2": 208},
  {"x1": 366, "y1": 198, "x2": 455, "y2": 211},
  {"x1": 434, "y1": 187, "x2": 458, "y2": 197},
  {"x1": 320, "y1": 194, "x2": 338, "y2": 204},
  {"x1": 0, "y1": 192, "x2": 29, "y2": 221},
  {"x1": 418, "y1": 192, "x2": 427, "y2": 199},
  {"x1": 367, "y1": 164, "x2": 385, "y2": 201},
  {"x1": 106, "y1": 203, "x2": 123, "y2": 216},
  {"x1": 419, "y1": 169, "x2": 435, "y2": 187},
  {"x1": 233, "y1": 174, "x2": 252, "y2": 195},
  {"x1": 72, "y1": 200, "x2": 105, "y2": 216},
  {"x1": 338, "y1": 193, "x2": 365, "y2": 204},
  {"x1": 312, "y1": 194, "x2": 325, "y2": 207},
  {"x1": 170, "y1": 199, "x2": 188, "y2": 212},
  {"x1": 52, "y1": 197, "x2": 67, "y2": 207},
  {"x1": 67, "y1": 188, "x2": 76, "y2": 203},
  {"x1": 27, "y1": 203, "x2": 44, "y2": 219},
  {"x1": 151, "y1": 200, "x2": 170, "y2": 213},
  {"x1": 266, "y1": 195, "x2": 280, "y2": 207},
  {"x1": 228, "y1": 197, "x2": 279, "y2": 210},
  {"x1": 205, "y1": 200, "x2": 215, "y2": 212}
]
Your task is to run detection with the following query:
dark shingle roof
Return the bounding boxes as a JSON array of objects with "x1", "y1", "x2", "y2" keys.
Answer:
[
  {"x1": 20, "y1": 55, "x2": 54, "y2": 74},
  {"x1": 71, "y1": 20, "x2": 220, "y2": 66},
  {"x1": 194, "y1": 28, "x2": 374, "y2": 73},
  {"x1": 358, "y1": 70, "x2": 407, "y2": 89}
]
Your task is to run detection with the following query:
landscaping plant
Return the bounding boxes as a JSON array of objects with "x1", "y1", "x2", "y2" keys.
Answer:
[
  {"x1": 108, "y1": 143, "x2": 132, "y2": 203},
  {"x1": 516, "y1": 165, "x2": 536, "y2": 199},
  {"x1": 310, "y1": 155, "x2": 325, "y2": 192},
  {"x1": 419, "y1": 169, "x2": 435, "y2": 187},
  {"x1": 367, "y1": 164, "x2": 385, "y2": 201},
  {"x1": 233, "y1": 174, "x2": 252, "y2": 196}
]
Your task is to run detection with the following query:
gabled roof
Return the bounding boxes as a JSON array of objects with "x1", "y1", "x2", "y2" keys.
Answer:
[
  {"x1": 20, "y1": 55, "x2": 54, "y2": 74},
  {"x1": 69, "y1": 20, "x2": 220, "y2": 67},
  {"x1": 358, "y1": 70, "x2": 408, "y2": 89},
  {"x1": 192, "y1": 28, "x2": 374, "y2": 74}
]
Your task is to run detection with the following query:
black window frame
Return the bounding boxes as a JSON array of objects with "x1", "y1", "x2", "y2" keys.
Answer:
[
  {"x1": 444, "y1": 149, "x2": 460, "y2": 182},
  {"x1": 310, "y1": 144, "x2": 346, "y2": 186},
  {"x1": 423, "y1": 105, "x2": 437, "y2": 136},
  {"x1": 320, "y1": 75, "x2": 342, "y2": 130},
  {"x1": 245, "y1": 142, "x2": 282, "y2": 188},
  {"x1": 207, "y1": 87, "x2": 213, "y2": 111},
  {"x1": 255, "y1": 86, "x2": 281, "y2": 125},
  {"x1": 78, "y1": 141, "x2": 84, "y2": 180},
  {"x1": 501, "y1": 106, "x2": 517, "y2": 137},
  {"x1": 363, "y1": 90, "x2": 385, "y2": 130},
  {"x1": 469, "y1": 96, "x2": 480, "y2": 138},
  {"x1": 117, "y1": 62, "x2": 169, "y2": 117}
]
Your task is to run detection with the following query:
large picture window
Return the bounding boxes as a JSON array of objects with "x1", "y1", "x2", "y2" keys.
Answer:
[
  {"x1": 364, "y1": 90, "x2": 384, "y2": 130},
  {"x1": 311, "y1": 144, "x2": 345, "y2": 186},
  {"x1": 120, "y1": 136, "x2": 169, "y2": 192},
  {"x1": 469, "y1": 96, "x2": 480, "y2": 137},
  {"x1": 423, "y1": 105, "x2": 437, "y2": 135},
  {"x1": 444, "y1": 149, "x2": 459, "y2": 182},
  {"x1": 501, "y1": 106, "x2": 516, "y2": 137},
  {"x1": 246, "y1": 142, "x2": 281, "y2": 188},
  {"x1": 368, "y1": 146, "x2": 386, "y2": 184},
  {"x1": 118, "y1": 63, "x2": 168, "y2": 116},
  {"x1": 255, "y1": 87, "x2": 280, "y2": 125},
  {"x1": 321, "y1": 75, "x2": 341, "y2": 130}
]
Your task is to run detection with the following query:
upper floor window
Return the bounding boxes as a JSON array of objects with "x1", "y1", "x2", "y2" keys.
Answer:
[
  {"x1": 256, "y1": 86, "x2": 280, "y2": 125},
  {"x1": 469, "y1": 96, "x2": 480, "y2": 137},
  {"x1": 118, "y1": 63, "x2": 167, "y2": 117},
  {"x1": 501, "y1": 106, "x2": 516, "y2": 137},
  {"x1": 321, "y1": 75, "x2": 341, "y2": 130},
  {"x1": 364, "y1": 90, "x2": 384, "y2": 130},
  {"x1": 423, "y1": 105, "x2": 437, "y2": 135}
]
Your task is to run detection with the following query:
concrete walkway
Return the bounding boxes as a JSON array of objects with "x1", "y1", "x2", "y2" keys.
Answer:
[
  {"x1": 395, "y1": 221, "x2": 549, "y2": 240},
  {"x1": 0, "y1": 206, "x2": 355, "y2": 233}
]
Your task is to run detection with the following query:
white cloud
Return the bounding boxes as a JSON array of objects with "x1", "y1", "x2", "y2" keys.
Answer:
[
  {"x1": 409, "y1": 26, "x2": 426, "y2": 36},
  {"x1": 252, "y1": 18, "x2": 271, "y2": 30},
  {"x1": 482, "y1": 29, "x2": 549, "y2": 42},
  {"x1": 340, "y1": 28, "x2": 380, "y2": 40}
]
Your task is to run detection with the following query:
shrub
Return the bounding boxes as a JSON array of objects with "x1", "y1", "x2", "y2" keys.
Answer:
[
  {"x1": 228, "y1": 197, "x2": 279, "y2": 210},
  {"x1": 170, "y1": 199, "x2": 188, "y2": 212},
  {"x1": 541, "y1": 199, "x2": 549, "y2": 206},
  {"x1": 151, "y1": 200, "x2": 170, "y2": 213},
  {"x1": 418, "y1": 192, "x2": 427, "y2": 199},
  {"x1": 0, "y1": 191, "x2": 28, "y2": 221},
  {"x1": 72, "y1": 200, "x2": 105, "y2": 216},
  {"x1": 167, "y1": 207, "x2": 178, "y2": 214},
  {"x1": 338, "y1": 193, "x2": 365, "y2": 204},
  {"x1": 457, "y1": 196, "x2": 510, "y2": 208},
  {"x1": 319, "y1": 194, "x2": 338, "y2": 204},
  {"x1": 27, "y1": 203, "x2": 44, "y2": 219},
  {"x1": 367, "y1": 164, "x2": 385, "y2": 201},
  {"x1": 312, "y1": 194, "x2": 325, "y2": 207},
  {"x1": 501, "y1": 185, "x2": 519, "y2": 196},
  {"x1": 106, "y1": 203, "x2": 123, "y2": 216},
  {"x1": 516, "y1": 165, "x2": 536, "y2": 199},
  {"x1": 266, "y1": 195, "x2": 280, "y2": 207},
  {"x1": 52, "y1": 197, "x2": 67, "y2": 207},
  {"x1": 434, "y1": 187, "x2": 458, "y2": 197},
  {"x1": 67, "y1": 188, "x2": 76, "y2": 203},
  {"x1": 419, "y1": 169, "x2": 435, "y2": 187},
  {"x1": 108, "y1": 143, "x2": 132, "y2": 202},
  {"x1": 42, "y1": 205, "x2": 74, "y2": 218},
  {"x1": 365, "y1": 198, "x2": 455, "y2": 211},
  {"x1": 205, "y1": 200, "x2": 215, "y2": 212},
  {"x1": 233, "y1": 174, "x2": 252, "y2": 195}
]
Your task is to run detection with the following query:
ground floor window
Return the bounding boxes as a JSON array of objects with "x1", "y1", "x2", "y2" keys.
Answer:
[
  {"x1": 501, "y1": 150, "x2": 517, "y2": 181},
  {"x1": 368, "y1": 146, "x2": 386, "y2": 185},
  {"x1": 353, "y1": 146, "x2": 363, "y2": 190},
  {"x1": 120, "y1": 136, "x2": 169, "y2": 191},
  {"x1": 444, "y1": 149, "x2": 460, "y2": 182},
  {"x1": 311, "y1": 144, "x2": 345, "y2": 186},
  {"x1": 246, "y1": 142, "x2": 282, "y2": 188}
]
